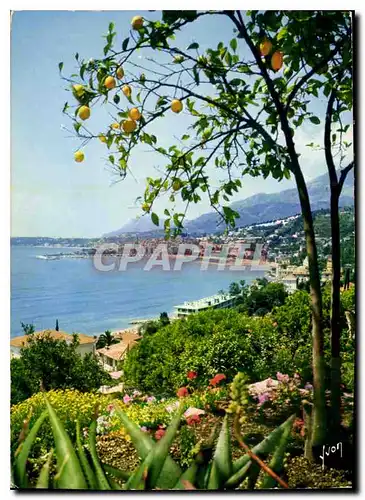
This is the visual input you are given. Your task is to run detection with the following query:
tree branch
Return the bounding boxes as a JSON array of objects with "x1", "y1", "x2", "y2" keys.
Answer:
[
  {"x1": 324, "y1": 87, "x2": 338, "y2": 189},
  {"x1": 338, "y1": 161, "x2": 354, "y2": 194}
]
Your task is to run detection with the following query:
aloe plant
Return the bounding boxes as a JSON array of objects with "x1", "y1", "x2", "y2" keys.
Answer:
[{"x1": 11, "y1": 396, "x2": 295, "y2": 490}]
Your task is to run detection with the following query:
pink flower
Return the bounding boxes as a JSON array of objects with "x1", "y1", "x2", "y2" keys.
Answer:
[
  {"x1": 186, "y1": 415, "x2": 201, "y2": 426},
  {"x1": 257, "y1": 393, "x2": 270, "y2": 406},
  {"x1": 147, "y1": 396, "x2": 156, "y2": 404},
  {"x1": 294, "y1": 373, "x2": 301, "y2": 380},
  {"x1": 209, "y1": 374, "x2": 226, "y2": 386},
  {"x1": 276, "y1": 372, "x2": 290, "y2": 383},
  {"x1": 177, "y1": 387, "x2": 189, "y2": 398},
  {"x1": 123, "y1": 394, "x2": 132, "y2": 404},
  {"x1": 266, "y1": 378, "x2": 274, "y2": 387},
  {"x1": 155, "y1": 428, "x2": 166, "y2": 440},
  {"x1": 187, "y1": 371, "x2": 198, "y2": 380},
  {"x1": 304, "y1": 383, "x2": 313, "y2": 391},
  {"x1": 107, "y1": 403, "x2": 115, "y2": 413},
  {"x1": 140, "y1": 426, "x2": 148, "y2": 432}
]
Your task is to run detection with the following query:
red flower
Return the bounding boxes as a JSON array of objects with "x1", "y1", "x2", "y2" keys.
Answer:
[
  {"x1": 186, "y1": 415, "x2": 201, "y2": 426},
  {"x1": 209, "y1": 374, "x2": 226, "y2": 386},
  {"x1": 155, "y1": 428, "x2": 166, "y2": 440},
  {"x1": 177, "y1": 387, "x2": 189, "y2": 398},
  {"x1": 187, "y1": 371, "x2": 198, "y2": 380}
]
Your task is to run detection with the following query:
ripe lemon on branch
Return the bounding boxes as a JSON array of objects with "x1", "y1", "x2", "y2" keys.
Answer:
[
  {"x1": 128, "y1": 108, "x2": 141, "y2": 121},
  {"x1": 116, "y1": 66, "x2": 124, "y2": 79},
  {"x1": 111, "y1": 123, "x2": 120, "y2": 129},
  {"x1": 99, "y1": 135, "x2": 107, "y2": 143},
  {"x1": 122, "y1": 85, "x2": 132, "y2": 98},
  {"x1": 72, "y1": 84, "x2": 85, "y2": 97},
  {"x1": 104, "y1": 76, "x2": 116, "y2": 90},
  {"x1": 74, "y1": 151, "x2": 84, "y2": 163},
  {"x1": 271, "y1": 51, "x2": 284, "y2": 71},
  {"x1": 171, "y1": 99, "x2": 183, "y2": 113},
  {"x1": 77, "y1": 105, "x2": 91, "y2": 121},
  {"x1": 131, "y1": 16, "x2": 144, "y2": 30},
  {"x1": 122, "y1": 119, "x2": 137, "y2": 134},
  {"x1": 259, "y1": 38, "x2": 272, "y2": 57}
]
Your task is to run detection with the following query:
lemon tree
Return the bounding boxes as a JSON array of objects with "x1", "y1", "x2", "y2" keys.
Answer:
[{"x1": 60, "y1": 11, "x2": 353, "y2": 453}]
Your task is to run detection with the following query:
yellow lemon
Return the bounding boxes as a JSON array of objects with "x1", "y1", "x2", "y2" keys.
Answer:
[
  {"x1": 128, "y1": 107, "x2": 141, "y2": 121},
  {"x1": 104, "y1": 76, "x2": 116, "y2": 89},
  {"x1": 99, "y1": 134, "x2": 107, "y2": 143},
  {"x1": 171, "y1": 99, "x2": 183, "y2": 113},
  {"x1": 78, "y1": 105, "x2": 91, "y2": 121},
  {"x1": 271, "y1": 51, "x2": 284, "y2": 71},
  {"x1": 172, "y1": 180, "x2": 182, "y2": 191},
  {"x1": 142, "y1": 202, "x2": 150, "y2": 212},
  {"x1": 122, "y1": 85, "x2": 132, "y2": 97},
  {"x1": 131, "y1": 16, "x2": 144, "y2": 30},
  {"x1": 74, "y1": 151, "x2": 84, "y2": 163},
  {"x1": 122, "y1": 119, "x2": 137, "y2": 134},
  {"x1": 259, "y1": 38, "x2": 272, "y2": 57},
  {"x1": 111, "y1": 123, "x2": 120, "y2": 129},
  {"x1": 73, "y1": 84, "x2": 85, "y2": 97},
  {"x1": 116, "y1": 66, "x2": 125, "y2": 79}
]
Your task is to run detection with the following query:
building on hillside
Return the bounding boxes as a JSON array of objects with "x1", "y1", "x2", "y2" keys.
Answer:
[
  {"x1": 281, "y1": 274, "x2": 298, "y2": 294},
  {"x1": 174, "y1": 293, "x2": 236, "y2": 318},
  {"x1": 10, "y1": 329, "x2": 97, "y2": 357},
  {"x1": 96, "y1": 331, "x2": 141, "y2": 371}
]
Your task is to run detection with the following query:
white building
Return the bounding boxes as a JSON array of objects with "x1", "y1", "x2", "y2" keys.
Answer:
[{"x1": 174, "y1": 293, "x2": 236, "y2": 318}]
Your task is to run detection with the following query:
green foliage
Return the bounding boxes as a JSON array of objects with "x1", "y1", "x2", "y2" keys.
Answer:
[
  {"x1": 12, "y1": 395, "x2": 294, "y2": 490},
  {"x1": 96, "y1": 330, "x2": 119, "y2": 349},
  {"x1": 11, "y1": 334, "x2": 110, "y2": 405},
  {"x1": 61, "y1": 11, "x2": 352, "y2": 235}
]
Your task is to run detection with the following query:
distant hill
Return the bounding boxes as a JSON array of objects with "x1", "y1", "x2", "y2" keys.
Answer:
[{"x1": 104, "y1": 169, "x2": 354, "y2": 237}]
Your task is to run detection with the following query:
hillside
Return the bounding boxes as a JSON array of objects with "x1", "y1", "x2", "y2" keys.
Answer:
[{"x1": 104, "y1": 169, "x2": 354, "y2": 237}]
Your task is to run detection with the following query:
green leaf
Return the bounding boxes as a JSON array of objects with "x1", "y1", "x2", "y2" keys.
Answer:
[
  {"x1": 232, "y1": 415, "x2": 295, "y2": 474},
  {"x1": 88, "y1": 420, "x2": 111, "y2": 490},
  {"x1": 259, "y1": 413, "x2": 293, "y2": 489},
  {"x1": 36, "y1": 449, "x2": 54, "y2": 489},
  {"x1": 102, "y1": 463, "x2": 131, "y2": 482},
  {"x1": 309, "y1": 116, "x2": 321, "y2": 125},
  {"x1": 74, "y1": 122, "x2": 82, "y2": 134},
  {"x1": 173, "y1": 462, "x2": 198, "y2": 490},
  {"x1": 224, "y1": 461, "x2": 252, "y2": 489},
  {"x1": 181, "y1": 134, "x2": 190, "y2": 141},
  {"x1": 45, "y1": 398, "x2": 87, "y2": 489},
  {"x1": 187, "y1": 42, "x2": 199, "y2": 50},
  {"x1": 76, "y1": 420, "x2": 98, "y2": 490},
  {"x1": 207, "y1": 416, "x2": 232, "y2": 489},
  {"x1": 277, "y1": 27, "x2": 287, "y2": 41},
  {"x1": 14, "y1": 411, "x2": 48, "y2": 488},
  {"x1": 124, "y1": 449, "x2": 155, "y2": 490},
  {"x1": 230, "y1": 38, "x2": 238, "y2": 52},
  {"x1": 75, "y1": 52, "x2": 79, "y2": 61},
  {"x1": 109, "y1": 22, "x2": 115, "y2": 32},
  {"x1": 58, "y1": 62, "x2": 63, "y2": 73},
  {"x1": 122, "y1": 37, "x2": 129, "y2": 51},
  {"x1": 151, "y1": 213, "x2": 159, "y2": 227},
  {"x1": 114, "y1": 404, "x2": 181, "y2": 488},
  {"x1": 147, "y1": 403, "x2": 185, "y2": 488},
  {"x1": 113, "y1": 94, "x2": 121, "y2": 105}
]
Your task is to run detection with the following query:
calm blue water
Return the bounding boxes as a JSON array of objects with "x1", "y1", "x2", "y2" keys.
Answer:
[{"x1": 11, "y1": 245, "x2": 266, "y2": 338}]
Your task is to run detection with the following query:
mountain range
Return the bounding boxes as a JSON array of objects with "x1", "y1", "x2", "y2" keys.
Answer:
[{"x1": 104, "y1": 169, "x2": 354, "y2": 237}]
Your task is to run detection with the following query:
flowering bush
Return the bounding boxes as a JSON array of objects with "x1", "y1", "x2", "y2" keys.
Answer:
[{"x1": 249, "y1": 373, "x2": 313, "y2": 424}]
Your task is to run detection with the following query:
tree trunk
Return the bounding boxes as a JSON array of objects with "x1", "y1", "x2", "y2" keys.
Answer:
[
  {"x1": 293, "y1": 169, "x2": 327, "y2": 452},
  {"x1": 330, "y1": 189, "x2": 342, "y2": 432}
]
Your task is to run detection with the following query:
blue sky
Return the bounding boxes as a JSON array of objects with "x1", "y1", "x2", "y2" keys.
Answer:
[{"x1": 11, "y1": 10, "x2": 353, "y2": 237}]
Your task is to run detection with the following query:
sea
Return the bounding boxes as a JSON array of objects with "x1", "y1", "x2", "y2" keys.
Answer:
[{"x1": 11, "y1": 245, "x2": 267, "y2": 339}]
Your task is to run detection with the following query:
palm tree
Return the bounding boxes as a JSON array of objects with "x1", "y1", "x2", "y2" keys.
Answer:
[{"x1": 96, "y1": 330, "x2": 119, "y2": 349}]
